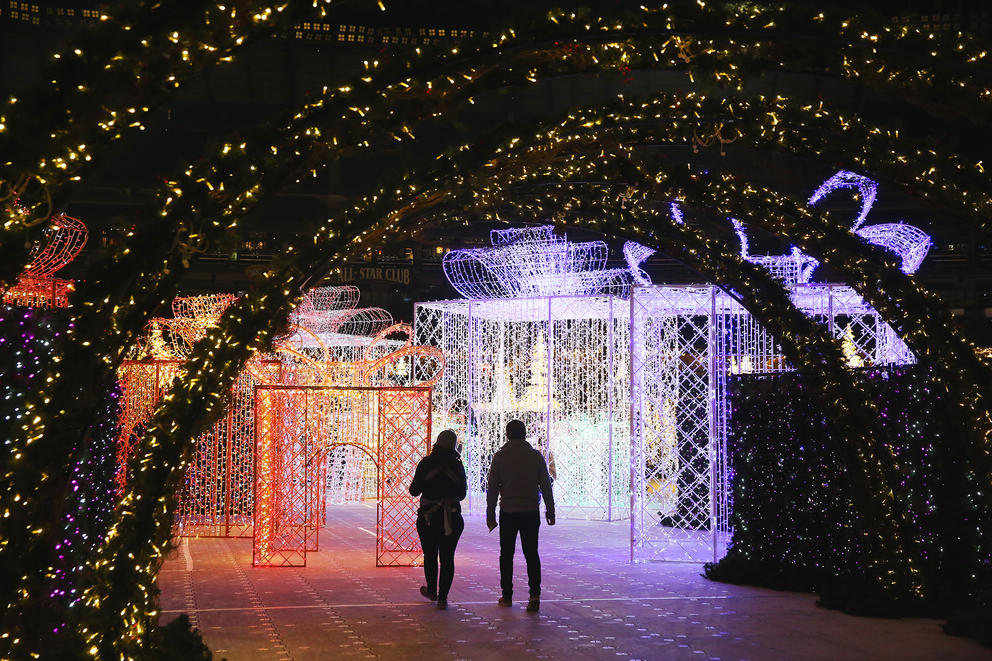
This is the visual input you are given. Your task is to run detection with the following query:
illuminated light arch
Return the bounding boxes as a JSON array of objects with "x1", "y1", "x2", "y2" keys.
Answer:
[
  {"x1": 251, "y1": 384, "x2": 432, "y2": 568},
  {"x1": 95, "y1": 86, "x2": 984, "y2": 556},
  {"x1": 67, "y1": 11, "x2": 992, "y2": 648},
  {"x1": 381, "y1": 135, "x2": 935, "y2": 575}
]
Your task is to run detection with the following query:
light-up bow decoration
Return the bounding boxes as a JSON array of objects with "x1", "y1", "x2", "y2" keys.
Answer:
[
  {"x1": 808, "y1": 170, "x2": 878, "y2": 232},
  {"x1": 3, "y1": 213, "x2": 88, "y2": 308},
  {"x1": 136, "y1": 286, "x2": 444, "y2": 388},
  {"x1": 673, "y1": 200, "x2": 818, "y2": 286},
  {"x1": 726, "y1": 171, "x2": 931, "y2": 284},
  {"x1": 808, "y1": 170, "x2": 931, "y2": 274},
  {"x1": 443, "y1": 225, "x2": 655, "y2": 299}
]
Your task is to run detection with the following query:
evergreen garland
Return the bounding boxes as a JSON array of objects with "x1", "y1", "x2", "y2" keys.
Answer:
[{"x1": 706, "y1": 366, "x2": 992, "y2": 640}]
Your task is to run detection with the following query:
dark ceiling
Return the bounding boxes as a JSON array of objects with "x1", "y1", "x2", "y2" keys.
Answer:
[{"x1": 2, "y1": 1, "x2": 989, "y2": 334}]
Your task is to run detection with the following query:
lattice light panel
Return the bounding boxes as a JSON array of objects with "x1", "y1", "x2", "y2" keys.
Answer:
[
  {"x1": 252, "y1": 385, "x2": 431, "y2": 567},
  {"x1": 629, "y1": 284, "x2": 915, "y2": 563},
  {"x1": 415, "y1": 295, "x2": 631, "y2": 521},
  {"x1": 116, "y1": 285, "x2": 442, "y2": 567},
  {"x1": 415, "y1": 281, "x2": 915, "y2": 564}
]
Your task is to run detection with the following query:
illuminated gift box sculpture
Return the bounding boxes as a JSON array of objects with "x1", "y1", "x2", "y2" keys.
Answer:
[
  {"x1": 416, "y1": 171, "x2": 924, "y2": 562},
  {"x1": 2, "y1": 213, "x2": 87, "y2": 308},
  {"x1": 629, "y1": 283, "x2": 915, "y2": 563},
  {"x1": 417, "y1": 226, "x2": 652, "y2": 520},
  {"x1": 116, "y1": 286, "x2": 443, "y2": 567}
]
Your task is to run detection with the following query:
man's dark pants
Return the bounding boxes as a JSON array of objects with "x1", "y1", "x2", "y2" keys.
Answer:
[{"x1": 498, "y1": 510, "x2": 541, "y2": 599}]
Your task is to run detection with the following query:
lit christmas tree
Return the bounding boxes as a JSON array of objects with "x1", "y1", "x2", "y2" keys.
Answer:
[{"x1": 519, "y1": 332, "x2": 559, "y2": 412}]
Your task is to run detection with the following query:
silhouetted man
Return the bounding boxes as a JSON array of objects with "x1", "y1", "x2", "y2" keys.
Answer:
[{"x1": 486, "y1": 419, "x2": 555, "y2": 612}]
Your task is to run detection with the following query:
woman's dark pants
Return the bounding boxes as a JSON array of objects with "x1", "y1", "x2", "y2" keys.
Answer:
[{"x1": 417, "y1": 508, "x2": 464, "y2": 600}]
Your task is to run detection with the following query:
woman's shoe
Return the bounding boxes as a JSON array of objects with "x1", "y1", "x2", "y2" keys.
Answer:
[
  {"x1": 526, "y1": 596, "x2": 540, "y2": 612},
  {"x1": 437, "y1": 599, "x2": 447, "y2": 610},
  {"x1": 497, "y1": 596, "x2": 512, "y2": 607},
  {"x1": 420, "y1": 586, "x2": 437, "y2": 601}
]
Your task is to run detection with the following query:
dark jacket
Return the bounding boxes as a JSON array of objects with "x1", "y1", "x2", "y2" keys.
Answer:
[
  {"x1": 486, "y1": 438, "x2": 555, "y2": 518},
  {"x1": 409, "y1": 448, "x2": 467, "y2": 509}
]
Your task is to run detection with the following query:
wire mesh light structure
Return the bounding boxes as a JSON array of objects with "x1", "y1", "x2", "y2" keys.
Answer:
[
  {"x1": 808, "y1": 170, "x2": 931, "y2": 275},
  {"x1": 726, "y1": 170, "x2": 931, "y2": 286},
  {"x1": 2, "y1": 213, "x2": 87, "y2": 308},
  {"x1": 415, "y1": 295, "x2": 631, "y2": 521},
  {"x1": 414, "y1": 222, "x2": 919, "y2": 564},
  {"x1": 628, "y1": 283, "x2": 914, "y2": 563},
  {"x1": 252, "y1": 385, "x2": 432, "y2": 567},
  {"x1": 442, "y1": 224, "x2": 655, "y2": 299},
  {"x1": 115, "y1": 286, "x2": 443, "y2": 567},
  {"x1": 731, "y1": 219, "x2": 819, "y2": 285}
]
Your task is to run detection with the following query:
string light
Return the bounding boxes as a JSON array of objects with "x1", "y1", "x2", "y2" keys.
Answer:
[
  {"x1": 706, "y1": 365, "x2": 978, "y2": 615},
  {"x1": 442, "y1": 225, "x2": 652, "y2": 298},
  {"x1": 2, "y1": 2, "x2": 991, "y2": 656}
]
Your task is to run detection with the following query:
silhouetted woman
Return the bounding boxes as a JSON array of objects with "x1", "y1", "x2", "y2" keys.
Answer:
[{"x1": 409, "y1": 429, "x2": 467, "y2": 610}]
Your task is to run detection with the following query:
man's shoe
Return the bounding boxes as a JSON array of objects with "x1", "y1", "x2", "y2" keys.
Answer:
[
  {"x1": 437, "y1": 598, "x2": 448, "y2": 610},
  {"x1": 497, "y1": 596, "x2": 512, "y2": 607},
  {"x1": 420, "y1": 586, "x2": 437, "y2": 601},
  {"x1": 526, "y1": 596, "x2": 540, "y2": 612}
]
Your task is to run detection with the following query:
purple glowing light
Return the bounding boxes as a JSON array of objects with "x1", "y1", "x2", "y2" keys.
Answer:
[
  {"x1": 808, "y1": 170, "x2": 878, "y2": 231},
  {"x1": 443, "y1": 225, "x2": 653, "y2": 298},
  {"x1": 854, "y1": 223, "x2": 931, "y2": 274},
  {"x1": 624, "y1": 241, "x2": 656, "y2": 286},
  {"x1": 730, "y1": 218, "x2": 820, "y2": 285},
  {"x1": 808, "y1": 170, "x2": 932, "y2": 274}
]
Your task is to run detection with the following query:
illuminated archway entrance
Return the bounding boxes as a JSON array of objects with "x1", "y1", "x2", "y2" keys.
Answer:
[{"x1": 252, "y1": 385, "x2": 432, "y2": 567}]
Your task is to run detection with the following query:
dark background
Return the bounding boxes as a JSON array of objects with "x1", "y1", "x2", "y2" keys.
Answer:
[{"x1": 2, "y1": 1, "x2": 989, "y2": 341}]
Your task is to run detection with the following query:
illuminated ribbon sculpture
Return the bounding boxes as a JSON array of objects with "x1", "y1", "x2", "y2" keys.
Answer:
[{"x1": 443, "y1": 225, "x2": 655, "y2": 299}]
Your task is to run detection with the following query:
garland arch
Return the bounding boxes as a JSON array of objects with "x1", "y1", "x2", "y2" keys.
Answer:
[{"x1": 4, "y1": 2, "x2": 992, "y2": 657}]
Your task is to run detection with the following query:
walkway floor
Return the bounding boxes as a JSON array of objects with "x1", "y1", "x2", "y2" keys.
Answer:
[{"x1": 158, "y1": 504, "x2": 986, "y2": 660}]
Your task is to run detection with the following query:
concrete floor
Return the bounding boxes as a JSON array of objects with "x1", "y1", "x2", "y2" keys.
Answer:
[{"x1": 158, "y1": 504, "x2": 987, "y2": 660}]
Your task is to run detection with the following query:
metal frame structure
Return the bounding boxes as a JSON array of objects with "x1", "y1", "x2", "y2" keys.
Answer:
[
  {"x1": 252, "y1": 385, "x2": 432, "y2": 567},
  {"x1": 2, "y1": 213, "x2": 87, "y2": 308},
  {"x1": 116, "y1": 285, "x2": 443, "y2": 567},
  {"x1": 414, "y1": 283, "x2": 915, "y2": 563},
  {"x1": 115, "y1": 358, "x2": 281, "y2": 536},
  {"x1": 629, "y1": 283, "x2": 914, "y2": 563},
  {"x1": 442, "y1": 225, "x2": 654, "y2": 300},
  {"x1": 414, "y1": 294, "x2": 631, "y2": 521}
]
